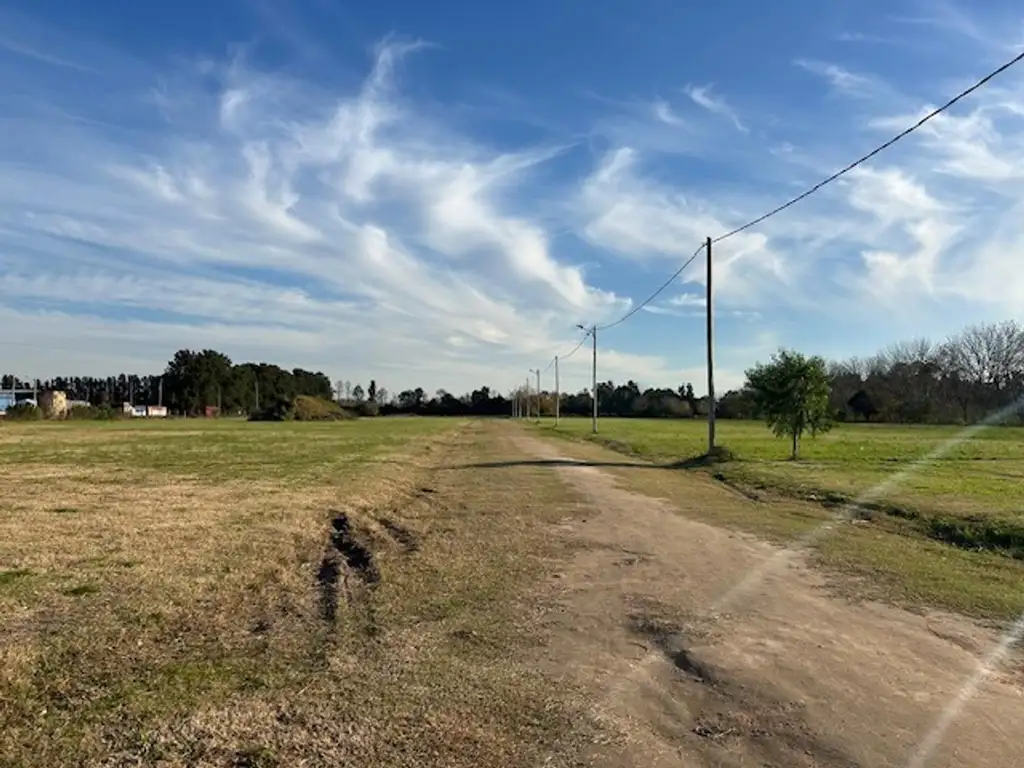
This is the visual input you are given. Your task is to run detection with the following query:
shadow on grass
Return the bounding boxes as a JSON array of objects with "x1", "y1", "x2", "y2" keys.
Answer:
[{"x1": 443, "y1": 455, "x2": 718, "y2": 471}]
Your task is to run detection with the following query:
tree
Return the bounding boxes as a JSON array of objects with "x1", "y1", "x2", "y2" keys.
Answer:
[
  {"x1": 847, "y1": 390, "x2": 878, "y2": 421},
  {"x1": 367, "y1": 380, "x2": 377, "y2": 403},
  {"x1": 745, "y1": 350, "x2": 833, "y2": 459},
  {"x1": 352, "y1": 384, "x2": 365, "y2": 402},
  {"x1": 941, "y1": 321, "x2": 1024, "y2": 422}
]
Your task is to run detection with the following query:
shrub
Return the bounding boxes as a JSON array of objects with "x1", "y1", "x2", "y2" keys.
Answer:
[
  {"x1": 356, "y1": 400, "x2": 380, "y2": 417},
  {"x1": 251, "y1": 396, "x2": 354, "y2": 422},
  {"x1": 4, "y1": 403, "x2": 42, "y2": 421},
  {"x1": 294, "y1": 395, "x2": 352, "y2": 421},
  {"x1": 66, "y1": 404, "x2": 126, "y2": 421}
]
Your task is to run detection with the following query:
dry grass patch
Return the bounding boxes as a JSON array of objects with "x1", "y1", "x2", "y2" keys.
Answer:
[{"x1": 1, "y1": 419, "x2": 597, "y2": 766}]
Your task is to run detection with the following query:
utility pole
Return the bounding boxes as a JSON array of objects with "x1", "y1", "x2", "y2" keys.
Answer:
[
  {"x1": 525, "y1": 376, "x2": 531, "y2": 420},
  {"x1": 576, "y1": 323, "x2": 598, "y2": 434},
  {"x1": 158, "y1": 377, "x2": 164, "y2": 407},
  {"x1": 590, "y1": 326, "x2": 598, "y2": 434},
  {"x1": 536, "y1": 368, "x2": 541, "y2": 420},
  {"x1": 706, "y1": 236, "x2": 716, "y2": 453},
  {"x1": 529, "y1": 368, "x2": 541, "y2": 422},
  {"x1": 554, "y1": 356, "x2": 560, "y2": 427}
]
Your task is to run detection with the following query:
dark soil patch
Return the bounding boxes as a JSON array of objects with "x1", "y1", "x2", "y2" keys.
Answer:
[
  {"x1": 329, "y1": 512, "x2": 380, "y2": 584},
  {"x1": 316, "y1": 556, "x2": 340, "y2": 623},
  {"x1": 377, "y1": 517, "x2": 420, "y2": 552},
  {"x1": 627, "y1": 613, "x2": 717, "y2": 685},
  {"x1": 62, "y1": 584, "x2": 100, "y2": 597}
]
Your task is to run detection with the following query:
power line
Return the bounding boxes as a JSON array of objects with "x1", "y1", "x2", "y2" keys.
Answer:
[
  {"x1": 539, "y1": 49, "x2": 1024, "y2": 372},
  {"x1": 596, "y1": 242, "x2": 706, "y2": 332},
  {"x1": 557, "y1": 331, "x2": 591, "y2": 363},
  {"x1": 713, "y1": 48, "x2": 1024, "y2": 244}
]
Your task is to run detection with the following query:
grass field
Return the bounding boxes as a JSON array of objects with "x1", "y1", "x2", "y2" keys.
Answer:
[
  {"x1": 538, "y1": 417, "x2": 1024, "y2": 516},
  {"x1": 0, "y1": 418, "x2": 594, "y2": 767}
]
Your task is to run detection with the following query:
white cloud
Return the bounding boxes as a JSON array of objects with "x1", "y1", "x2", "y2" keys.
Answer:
[
  {"x1": 794, "y1": 59, "x2": 878, "y2": 97},
  {"x1": 0, "y1": 34, "x2": 668, "y2": 393},
  {"x1": 683, "y1": 84, "x2": 746, "y2": 132},
  {"x1": 575, "y1": 147, "x2": 791, "y2": 307},
  {"x1": 652, "y1": 99, "x2": 686, "y2": 127},
  {"x1": 668, "y1": 293, "x2": 707, "y2": 308},
  {"x1": 5, "y1": 4, "x2": 1024, "y2": 397}
]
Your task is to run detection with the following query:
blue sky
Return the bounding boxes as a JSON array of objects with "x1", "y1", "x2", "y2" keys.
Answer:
[{"x1": 2, "y1": 1, "x2": 1024, "y2": 396}]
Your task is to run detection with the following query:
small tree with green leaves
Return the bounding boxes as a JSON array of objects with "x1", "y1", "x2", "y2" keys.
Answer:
[{"x1": 744, "y1": 349, "x2": 833, "y2": 459}]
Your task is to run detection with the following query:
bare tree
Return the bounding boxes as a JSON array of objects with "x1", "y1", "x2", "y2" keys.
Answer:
[{"x1": 941, "y1": 321, "x2": 1024, "y2": 422}]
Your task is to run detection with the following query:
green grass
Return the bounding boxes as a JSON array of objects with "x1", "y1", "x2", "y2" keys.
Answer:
[
  {"x1": 536, "y1": 417, "x2": 1024, "y2": 556},
  {"x1": 0, "y1": 417, "x2": 454, "y2": 485}
]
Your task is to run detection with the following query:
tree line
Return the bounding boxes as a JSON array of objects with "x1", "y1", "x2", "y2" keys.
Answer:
[{"x1": 2, "y1": 320, "x2": 1021, "y2": 424}]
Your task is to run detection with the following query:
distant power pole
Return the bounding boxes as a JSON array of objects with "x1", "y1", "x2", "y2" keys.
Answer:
[
  {"x1": 525, "y1": 376, "x2": 531, "y2": 420},
  {"x1": 529, "y1": 368, "x2": 541, "y2": 422},
  {"x1": 706, "y1": 236, "x2": 716, "y2": 453},
  {"x1": 535, "y1": 368, "x2": 541, "y2": 420},
  {"x1": 554, "y1": 356, "x2": 560, "y2": 427},
  {"x1": 591, "y1": 326, "x2": 598, "y2": 434},
  {"x1": 158, "y1": 377, "x2": 164, "y2": 407}
]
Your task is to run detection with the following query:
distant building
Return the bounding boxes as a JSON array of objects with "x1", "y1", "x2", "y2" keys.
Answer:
[{"x1": 147, "y1": 406, "x2": 168, "y2": 418}]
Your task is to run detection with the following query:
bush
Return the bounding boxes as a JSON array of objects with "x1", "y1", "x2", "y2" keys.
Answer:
[
  {"x1": 294, "y1": 395, "x2": 353, "y2": 421},
  {"x1": 251, "y1": 395, "x2": 354, "y2": 422},
  {"x1": 355, "y1": 400, "x2": 380, "y2": 417},
  {"x1": 4, "y1": 403, "x2": 42, "y2": 421},
  {"x1": 66, "y1": 404, "x2": 127, "y2": 421}
]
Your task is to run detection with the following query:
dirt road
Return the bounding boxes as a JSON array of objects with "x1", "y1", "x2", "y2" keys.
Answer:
[{"x1": 470, "y1": 424, "x2": 1021, "y2": 768}]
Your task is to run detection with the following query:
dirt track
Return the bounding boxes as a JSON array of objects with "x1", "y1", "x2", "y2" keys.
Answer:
[{"x1": 485, "y1": 424, "x2": 1021, "y2": 768}]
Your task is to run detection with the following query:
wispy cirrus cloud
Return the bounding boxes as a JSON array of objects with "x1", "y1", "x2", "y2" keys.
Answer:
[
  {"x1": 794, "y1": 58, "x2": 879, "y2": 97},
  {"x1": 3, "y1": 0, "x2": 1024, "y2": 399},
  {"x1": 683, "y1": 84, "x2": 746, "y2": 132},
  {"x1": 0, "y1": 22, "x2": 664, "y2": 393}
]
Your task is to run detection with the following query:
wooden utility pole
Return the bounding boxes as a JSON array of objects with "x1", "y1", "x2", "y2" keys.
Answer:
[
  {"x1": 591, "y1": 326, "x2": 598, "y2": 434},
  {"x1": 554, "y1": 356, "x2": 560, "y2": 427},
  {"x1": 706, "y1": 236, "x2": 716, "y2": 453},
  {"x1": 530, "y1": 368, "x2": 541, "y2": 422}
]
